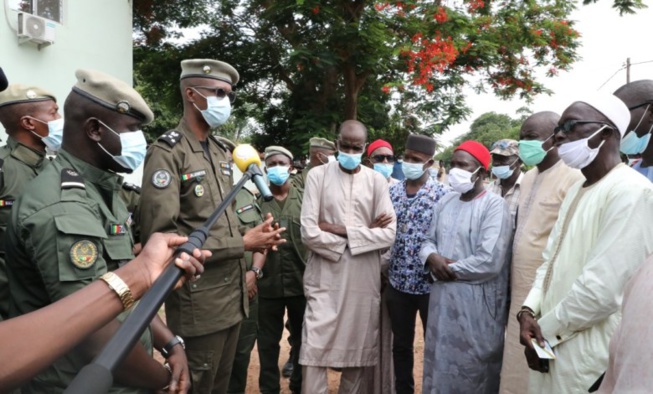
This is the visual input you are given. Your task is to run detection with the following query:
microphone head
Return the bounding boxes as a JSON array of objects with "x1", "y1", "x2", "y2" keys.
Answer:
[
  {"x1": 233, "y1": 144, "x2": 262, "y2": 172},
  {"x1": 0, "y1": 68, "x2": 8, "y2": 92}
]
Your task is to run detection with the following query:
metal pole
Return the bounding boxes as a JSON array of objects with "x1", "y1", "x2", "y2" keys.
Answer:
[
  {"x1": 627, "y1": 57, "x2": 631, "y2": 83},
  {"x1": 65, "y1": 170, "x2": 256, "y2": 394}
]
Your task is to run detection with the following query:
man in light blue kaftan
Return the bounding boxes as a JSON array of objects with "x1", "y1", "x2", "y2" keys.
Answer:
[{"x1": 419, "y1": 141, "x2": 513, "y2": 394}]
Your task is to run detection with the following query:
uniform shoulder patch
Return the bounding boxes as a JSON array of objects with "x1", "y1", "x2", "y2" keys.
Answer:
[
  {"x1": 61, "y1": 168, "x2": 85, "y2": 189},
  {"x1": 158, "y1": 130, "x2": 183, "y2": 147},
  {"x1": 70, "y1": 240, "x2": 98, "y2": 269},
  {"x1": 122, "y1": 182, "x2": 141, "y2": 194},
  {"x1": 152, "y1": 169, "x2": 172, "y2": 188}
]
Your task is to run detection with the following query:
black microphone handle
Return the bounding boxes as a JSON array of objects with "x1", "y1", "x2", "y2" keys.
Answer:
[
  {"x1": 248, "y1": 163, "x2": 273, "y2": 201},
  {"x1": 65, "y1": 170, "x2": 254, "y2": 394}
]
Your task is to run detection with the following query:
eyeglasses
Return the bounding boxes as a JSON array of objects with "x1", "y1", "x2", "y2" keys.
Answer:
[
  {"x1": 554, "y1": 120, "x2": 613, "y2": 134},
  {"x1": 371, "y1": 154, "x2": 395, "y2": 163},
  {"x1": 192, "y1": 86, "x2": 237, "y2": 103}
]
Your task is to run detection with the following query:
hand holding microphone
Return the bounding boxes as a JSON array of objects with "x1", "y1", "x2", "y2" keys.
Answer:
[
  {"x1": 232, "y1": 144, "x2": 286, "y2": 252},
  {"x1": 232, "y1": 144, "x2": 273, "y2": 201}
]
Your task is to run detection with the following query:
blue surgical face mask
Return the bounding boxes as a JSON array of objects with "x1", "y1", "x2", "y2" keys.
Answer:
[
  {"x1": 401, "y1": 161, "x2": 426, "y2": 180},
  {"x1": 373, "y1": 163, "x2": 393, "y2": 179},
  {"x1": 337, "y1": 151, "x2": 362, "y2": 170},
  {"x1": 193, "y1": 89, "x2": 231, "y2": 127},
  {"x1": 97, "y1": 120, "x2": 147, "y2": 172},
  {"x1": 621, "y1": 104, "x2": 652, "y2": 155},
  {"x1": 267, "y1": 165, "x2": 290, "y2": 186},
  {"x1": 29, "y1": 116, "x2": 64, "y2": 152},
  {"x1": 491, "y1": 159, "x2": 518, "y2": 180},
  {"x1": 621, "y1": 125, "x2": 653, "y2": 155}
]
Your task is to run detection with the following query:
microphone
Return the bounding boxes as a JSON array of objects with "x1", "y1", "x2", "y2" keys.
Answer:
[
  {"x1": 233, "y1": 144, "x2": 273, "y2": 201},
  {"x1": 0, "y1": 68, "x2": 8, "y2": 92}
]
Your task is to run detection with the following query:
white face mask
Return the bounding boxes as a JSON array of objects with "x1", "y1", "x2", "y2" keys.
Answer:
[
  {"x1": 558, "y1": 126, "x2": 607, "y2": 169},
  {"x1": 448, "y1": 167, "x2": 480, "y2": 194}
]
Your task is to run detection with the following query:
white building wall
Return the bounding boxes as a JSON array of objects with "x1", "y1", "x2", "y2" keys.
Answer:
[{"x1": 0, "y1": 0, "x2": 142, "y2": 184}]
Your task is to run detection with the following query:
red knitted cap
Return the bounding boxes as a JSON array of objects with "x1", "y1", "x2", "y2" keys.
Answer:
[
  {"x1": 367, "y1": 139, "x2": 393, "y2": 157},
  {"x1": 454, "y1": 140, "x2": 491, "y2": 170}
]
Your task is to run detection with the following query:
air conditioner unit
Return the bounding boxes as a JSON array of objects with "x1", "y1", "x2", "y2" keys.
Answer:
[{"x1": 17, "y1": 12, "x2": 56, "y2": 47}]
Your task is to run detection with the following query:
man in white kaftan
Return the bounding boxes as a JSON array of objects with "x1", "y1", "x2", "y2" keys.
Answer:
[
  {"x1": 518, "y1": 95, "x2": 653, "y2": 393},
  {"x1": 300, "y1": 120, "x2": 396, "y2": 393}
]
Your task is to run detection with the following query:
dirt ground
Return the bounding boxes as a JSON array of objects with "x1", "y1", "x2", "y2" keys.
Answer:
[
  {"x1": 157, "y1": 312, "x2": 424, "y2": 393},
  {"x1": 244, "y1": 316, "x2": 424, "y2": 393}
]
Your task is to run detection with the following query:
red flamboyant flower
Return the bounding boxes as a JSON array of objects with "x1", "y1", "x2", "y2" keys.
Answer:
[
  {"x1": 468, "y1": 0, "x2": 485, "y2": 13},
  {"x1": 434, "y1": 7, "x2": 448, "y2": 23},
  {"x1": 312, "y1": 5, "x2": 319, "y2": 14},
  {"x1": 382, "y1": 85, "x2": 390, "y2": 94}
]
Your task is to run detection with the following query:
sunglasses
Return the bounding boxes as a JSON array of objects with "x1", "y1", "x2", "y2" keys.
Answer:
[
  {"x1": 554, "y1": 120, "x2": 613, "y2": 134},
  {"x1": 371, "y1": 154, "x2": 395, "y2": 163},
  {"x1": 192, "y1": 86, "x2": 237, "y2": 103}
]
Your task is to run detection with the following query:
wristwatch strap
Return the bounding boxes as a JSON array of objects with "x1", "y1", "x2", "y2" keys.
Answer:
[
  {"x1": 161, "y1": 335, "x2": 185, "y2": 358},
  {"x1": 100, "y1": 271, "x2": 134, "y2": 311}
]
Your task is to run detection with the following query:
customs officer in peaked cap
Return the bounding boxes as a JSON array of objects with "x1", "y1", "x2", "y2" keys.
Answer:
[
  {"x1": 139, "y1": 59, "x2": 285, "y2": 394},
  {"x1": 5, "y1": 69, "x2": 190, "y2": 393}
]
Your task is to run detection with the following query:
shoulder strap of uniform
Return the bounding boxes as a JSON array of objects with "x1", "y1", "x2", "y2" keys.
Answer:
[
  {"x1": 209, "y1": 135, "x2": 230, "y2": 153},
  {"x1": 122, "y1": 182, "x2": 141, "y2": 194},
  {"x1": 158, "y1": 130, "x2": 183, "y2": 147},
  {"x1": 61, "y1": 168, "x2": 85, "y2": 190}
]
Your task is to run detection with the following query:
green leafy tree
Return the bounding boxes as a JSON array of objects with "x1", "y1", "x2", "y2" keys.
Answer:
[{"x1": 132, "y1": 0, "x2": 640, "y2": 155}]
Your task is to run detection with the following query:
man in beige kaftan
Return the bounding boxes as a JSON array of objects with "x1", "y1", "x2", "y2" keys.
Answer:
[
  {"x1": 499, "y1": 112, "x2": 583, "y2": 394},
  {"x1": 300, "y1": 120, "x2": 396, "y2": 393}
]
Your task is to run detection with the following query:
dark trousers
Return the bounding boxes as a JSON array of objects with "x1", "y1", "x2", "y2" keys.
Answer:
[
  {"x1": 227, "y1": 296, "x2": 259, "y2": 394},
  {"x1": 257, "y1": 295, "x2": 306, "y2": 394},
  {"x1": 385, "y1": 285, "x2": 430, "y2": 394}
]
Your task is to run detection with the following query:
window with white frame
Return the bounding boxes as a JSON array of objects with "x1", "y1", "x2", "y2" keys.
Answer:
[{"x1": 7, "y1": 0, "x2": 63, "y2": 24}]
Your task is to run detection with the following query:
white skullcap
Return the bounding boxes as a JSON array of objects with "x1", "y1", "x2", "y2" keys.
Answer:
[{"x1": 576, "y1": 94, "x2": 631, "y2": 137}]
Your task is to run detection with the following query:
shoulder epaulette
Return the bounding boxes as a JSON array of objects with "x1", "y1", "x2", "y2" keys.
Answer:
[
  {"x1": 122, "y1": 182, "x2": 141, "y2": 194},
  {"x1": 61, "y1": 168, "x2": 85, "y2": 189},
  {"x1": 158, "y1": 130, "x2": 183, "y2": 147},
  {"x1": 209, "y1": 135, "x2": 230, "y2": 153}
]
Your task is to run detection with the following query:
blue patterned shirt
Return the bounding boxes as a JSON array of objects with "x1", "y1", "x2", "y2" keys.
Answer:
[{"x1": 388, "y1": 177, "x2": 451, "y2": 294}]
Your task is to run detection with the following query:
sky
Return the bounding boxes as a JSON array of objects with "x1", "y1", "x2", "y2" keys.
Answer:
[{"x1": 439, "y1": 1, "x2": 653, "y2": 147}]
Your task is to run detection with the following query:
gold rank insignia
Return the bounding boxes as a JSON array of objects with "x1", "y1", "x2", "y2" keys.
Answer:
[
  {"x1": 70, "y1": 240, "x2": 98, "y2": 269},
  {"x1": 194, "y1": 184, "x2": 205, "y2": 197}
]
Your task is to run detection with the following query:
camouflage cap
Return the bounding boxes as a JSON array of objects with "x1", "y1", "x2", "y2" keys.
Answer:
[
  {"x1": 180, "y1": 59, "x2": 240, "y2": 85},
  {"x1": 0, "y1": 84, "x2": 56, "y2": 108},
  {"x1": 72, "y1": 69, "x2": 154, "y2": 125},
  {"x1": 309, "y1": 137, "x2": 336, "y2": 150},
  {"x1": 264, "y1": 145, "x2": 294, "y2": 161},
  {"x1": 490, "y1": 139, "x2": 519, "y2": 156}
]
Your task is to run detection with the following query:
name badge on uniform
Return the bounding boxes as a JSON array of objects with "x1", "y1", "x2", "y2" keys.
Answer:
[
  {"x1": 110, "y1": 224, "x2": 128, "y2": 235},
  {"x1": 181, "y1": 170, "x2": 207, "y2": 182},
  {"x1": 219, "y1": 161, "x2": 232, "y2": 176}
]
